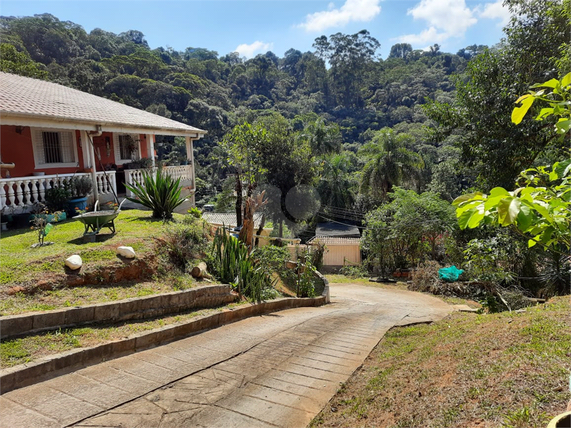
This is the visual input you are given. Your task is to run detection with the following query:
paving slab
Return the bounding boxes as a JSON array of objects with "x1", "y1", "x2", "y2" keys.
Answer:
[{"x1": 0, "y1": 283, "x2": 452, "y2": 428}]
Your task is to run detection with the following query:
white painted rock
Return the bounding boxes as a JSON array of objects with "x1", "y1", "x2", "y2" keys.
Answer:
[
  {"x1": 117, "y1": 246, "x2": 136, "y2": 259},
  {"x1": 65, "y1": 255, "x2": 82, "y2": 270}
]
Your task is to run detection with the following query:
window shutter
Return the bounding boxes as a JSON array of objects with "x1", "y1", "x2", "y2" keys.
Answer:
[
  {"x1": 114, "y1": 133, "x2": 121, "y2": 161},
  {"x1": 32, "y1": 129, "x2": 46, "y2": 165}
]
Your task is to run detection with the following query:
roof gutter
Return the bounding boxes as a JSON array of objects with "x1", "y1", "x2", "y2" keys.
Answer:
[{"x1": 0, "y1": 112, "x2": 207, "y2": 138}]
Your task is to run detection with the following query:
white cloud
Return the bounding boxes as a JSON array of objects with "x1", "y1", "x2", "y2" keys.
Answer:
[
  {"x1": 478, "y1": 0, "x2": 511, "y2": 27},
  {"x1": 408, "y1": 0, "x2": 477, "y2": 37},
  {"x1": 395, "y1": 27, "x2": 449, "y2": 46},
  {"x1": 298, "y1": 0, "x2": 382, "y2": 32},
  {"x1": 394, "y1": 0, "x2": 477, "y2": 46},
  {"x1": 234, "y1": 41, "x2": 273, "y2": 59}
]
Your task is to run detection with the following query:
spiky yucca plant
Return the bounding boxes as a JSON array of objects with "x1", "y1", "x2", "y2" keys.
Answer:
[
  {"x1": 211, "y1": 227, "x2": 275, "y2": 303},
  {"x1": 125, "y1": 168, "x2": 186, "y2": 220}
]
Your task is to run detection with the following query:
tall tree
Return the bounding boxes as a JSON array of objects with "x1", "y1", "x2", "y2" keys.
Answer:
[
  {"x1": 0, "y1": 43, "x2": 47, "y2": 78},
  {"x1": 359, "y1": 128, "x2": 424, "y2": 202},
  {"x1": 313, "y1": 30, "x2": 380, "y2": 108},
  {"x1": 388, "y1": 43, "x2": 413, "y2": 60},
  {"x1": 318, "y1": 152, "x2": 356, "y2": 210},
  {"x1": 425, "y1": 0, "x2": 570, "y2": 190},
  {"x1": 221, "y1": 122, "x2": 269, "y2": 226}
]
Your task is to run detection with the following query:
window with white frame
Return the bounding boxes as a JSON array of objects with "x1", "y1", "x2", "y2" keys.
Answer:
[
  {"x1": 114, "y1": 133, "x2": 140, "y2": 164},
  {"x1": 32, "y1": 128, "x2": 78, "y2": 168}
]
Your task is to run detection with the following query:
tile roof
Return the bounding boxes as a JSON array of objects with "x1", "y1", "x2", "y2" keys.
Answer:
[
  {"x1": 308, "y1": 237, "x2": 361, "y2": 245},
  {"x1": 203, "y1": 212, "x2": 264, "y2": 228},
  {"x1": 0, "y1": 72, "x2": 206, "y2": 136},
  {"x1": 315, "y1": 222, "x2": 360, "y2": 238}
]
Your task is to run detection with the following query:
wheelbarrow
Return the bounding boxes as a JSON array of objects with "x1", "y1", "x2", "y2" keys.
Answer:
[{"x1": 73, "y1": 199, "x2": 126, "y2": 236}]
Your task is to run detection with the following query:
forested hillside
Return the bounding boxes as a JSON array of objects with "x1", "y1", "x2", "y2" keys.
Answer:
[
  {"x1": 1, "y1": 0, "x2": 569, "y2": 297},
  {"x1": 0, "y1": 13, "x2": 474, "y2": 203}
]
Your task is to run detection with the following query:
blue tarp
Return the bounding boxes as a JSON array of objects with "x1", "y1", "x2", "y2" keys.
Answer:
[{"x1": 438, "y1": 266, "x2": 464, "y2": 282}]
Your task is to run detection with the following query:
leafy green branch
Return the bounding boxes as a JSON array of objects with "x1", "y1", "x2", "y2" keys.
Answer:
[{"x1": 453, "y1": 73, "x2": 571, "y2": 253}]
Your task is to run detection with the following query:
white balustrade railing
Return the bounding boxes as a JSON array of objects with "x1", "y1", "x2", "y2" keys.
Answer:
[
  {"x1": 0, "y1": 171, "x2": 116, "y2": 212},
  {"x1": 124, "y1": 165, "x2": 194, "y2": 198},
  {"x1": 95, "y1": 171, "x2": 117, "y2": 197}
]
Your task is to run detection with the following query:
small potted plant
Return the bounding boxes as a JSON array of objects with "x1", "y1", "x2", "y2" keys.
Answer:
[
  {"x1": 35, "y1": 187, "x2": 69, "y2": 223},
  {"x1": 129, "y1": 157, "x2": 154, "y2": 170},
  {"x1": 67, "y1": 176, "x2": 93, "y2": 216},
  {"x1": 45, "y1": 185, "x2": 70, "y2": 211},
  {"x1": 1, "y1": 205, "x2": 14, "y2": 230}
]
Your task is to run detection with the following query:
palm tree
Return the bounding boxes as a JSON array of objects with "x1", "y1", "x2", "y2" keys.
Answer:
[
  {"x1": 318, "y1": 152, "x2": 356, "y2": 209},
  {"x1": 359, "y1": 129, "x2": 424, "y2": 201}
]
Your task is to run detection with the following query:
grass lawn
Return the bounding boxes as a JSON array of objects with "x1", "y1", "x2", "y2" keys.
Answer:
[
  {"x1": 0, "y1": 210, "x2": 211, "y2": 315},
  {"x1": 326, "y1": 274, "x2": 374, "y2": 286},
  {"x1": 0, "y1": 301, "x2": 247, "y2": 368},
  {"x1": 1, "y1": 209, "x2": 177, "y2": 285},
  {"x1": 311, "y1": 296, "x2": 571, "y2": 428}
]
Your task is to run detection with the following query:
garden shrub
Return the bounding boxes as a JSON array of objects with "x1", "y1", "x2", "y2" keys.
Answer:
[
  {"x1": 338, "y1": 265, "x2": 368, "y2": 278},
  {"x1": 210, "y1": 227, "x2": 276, "y2": 302},
  {"x1": 298, "y1": 259, "x2": 316, "y2": 298},
  {"x1": 409, "y1": 261, "x2": 442, "y2": 292},
  {"x1": 155, "y1": 219, "x2": 209, "y2": 271},
  {"x1": 309, "y1": 241, "x2": 325, "y2": 271},
  {"x1": 44, "y1": 186, "x2": 70, "y2": 212},
  {"x1": 254, "y1": 245, "x2": 296, "y2": 288}
]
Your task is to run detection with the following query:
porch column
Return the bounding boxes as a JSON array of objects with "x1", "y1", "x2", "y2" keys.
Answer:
[
  {"x1": 185, "y1": 136, "x2": 196, "y2": 206},
  {"x1": 80, "y1": 130, "x2": 90, "y2": 169},
  {"x1": 85, "y1": 130, "x2": 99, "y2": 204},
  {"x1": 146, "y1": 134, "x2": 156, "y2": 167}
]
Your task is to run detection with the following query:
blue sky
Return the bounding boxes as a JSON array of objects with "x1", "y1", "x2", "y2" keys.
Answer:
[{"x1": 0, "y1": 0, "x2": 510, "y2": 59}]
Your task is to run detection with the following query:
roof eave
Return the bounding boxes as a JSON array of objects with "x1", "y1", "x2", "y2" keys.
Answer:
[{"x1": 0, "y1": 111, "x2": 207, "y2": 138}]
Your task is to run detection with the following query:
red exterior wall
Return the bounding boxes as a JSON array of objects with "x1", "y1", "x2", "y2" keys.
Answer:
[
  {"x1": 139, "y1": 134, "x2": 148, "y2": 159},
  {"x1": 0, "y1": 126, "x2": 86, "y2": 178},
  {"x1": 1, "y1": 126, "x2": 156, "y2": 178},
  {"x1": 91, "y1": 132, "x2": 115, "y2": 171}
]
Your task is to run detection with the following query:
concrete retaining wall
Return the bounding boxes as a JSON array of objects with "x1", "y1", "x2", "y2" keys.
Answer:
[
  {"x1": 0, "y1": 285, "x2": 237, "y2": 339},
  {"x1": 0, "y1": 286, "x2": 329, "y2": 394}
]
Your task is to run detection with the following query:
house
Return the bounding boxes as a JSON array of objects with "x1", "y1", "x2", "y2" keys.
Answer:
[
  {"x1": 315, "y1": 222, "x2": 360, "y2": 239},
  {"x1": 202, "y1": 212, "x2": 275, "y2": 247},
  {"x1": 0, "y1": 72, "x2": 206, "y2": 212},
  {"x1": 202, "y1": 212, "x2": 265, "y2": 230},
  {"x1": 309, "y1": 221, "x2": 362, "y2": 271}
]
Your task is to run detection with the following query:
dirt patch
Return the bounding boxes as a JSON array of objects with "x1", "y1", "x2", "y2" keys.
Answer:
[
  {"x1": 5, "y1": 254, "x2": 157, "y2": 296},
  {"x1": 311, "y1": 297, "x2": 571, "y2": 428}
]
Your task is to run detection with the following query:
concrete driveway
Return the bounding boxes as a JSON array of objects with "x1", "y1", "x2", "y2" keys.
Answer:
[{"x1": 0, "y1": 283, "x2": 452, "y2": 428}]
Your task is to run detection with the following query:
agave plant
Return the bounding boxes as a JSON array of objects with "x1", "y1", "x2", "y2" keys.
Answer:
[
  {"x1": 211, "y1": 226, "x2": 275, "y2": 303},
  {"x1": 125, "y1": 168, "x2": 186, "y2": 220}
]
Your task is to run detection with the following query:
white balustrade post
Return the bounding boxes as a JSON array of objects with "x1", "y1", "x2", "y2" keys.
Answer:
[
  {"x1": 14, "y1": 181, "x2": 24, "y2": 207},
  {"x1": 6, "y1": 181, "x2": 15, "y2": 207},
  {"x1": 0, "y1": 183, "x2": 6, "y2": 210},
  {"x1": 109, "y1": 171, "x2": 117, "y2": 195},
  {"x1": 30, "y1": 180, "x2": 39, "y2": 205},
  {"x1": 23, "y1": 180, "x2": 32, "y2": 207},
  {"x1": 38, "y1": 178, "x2": 46, "y2": 203}
]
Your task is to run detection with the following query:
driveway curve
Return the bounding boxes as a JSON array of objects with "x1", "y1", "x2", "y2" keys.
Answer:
[{"x1": 0, "y1": 283, "x2": 452, "y2": 428}]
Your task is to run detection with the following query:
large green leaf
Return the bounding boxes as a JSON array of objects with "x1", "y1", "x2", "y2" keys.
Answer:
[
  {"x1": 489, "y1": 187, "x2": 509, "y2": 197},
  {"x1": 511, "y1": 94, "x2": 535, "y2": 124},
  {"x1": 467, "y1": 206, "x2": 485, "y2": 229},
  {"x1": 452, "y1": 192, "x2": 482, "y2": 206},
  {"x1": 497, "y1": 196, "x2": 521, "y2": 226},
  {"x1": 516, "y1": 204, "x2": 533, "y2": 231},
  {"x1": 556, "y1": 118, "x2": 570, "y2": 134},
  {"x1": 535, "y1": 108, "x2": 554, "y2": 121},
  {"x1": 534, "y1": 78, "x2": 558, "y2": 89}
]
